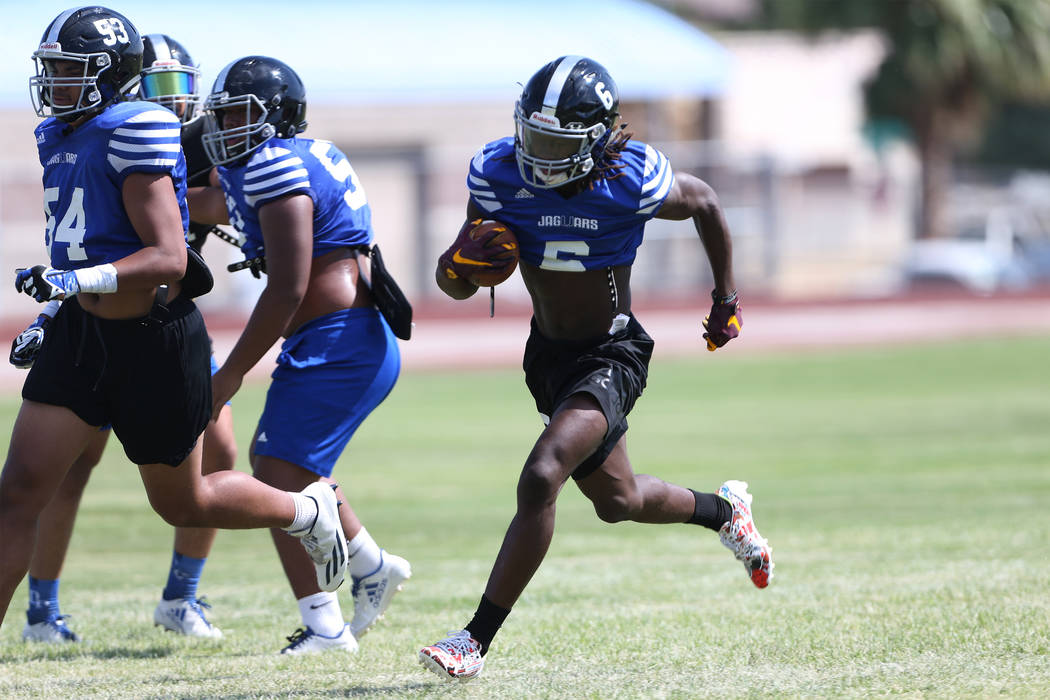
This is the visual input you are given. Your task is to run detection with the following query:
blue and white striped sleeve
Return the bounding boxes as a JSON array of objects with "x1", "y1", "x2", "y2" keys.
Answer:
[
  {"x1": 637, "y1": 144, "x2": 674, "y2": 216},
  {"x1": 242, "y1": 145, "x2": 311, "y2": 208},
  {"x1": 107, "y1": 109, "x2": 182, "y2": 176},
  {"x1": 467, "y1": 147, "x2": 503, "y2": 214}
]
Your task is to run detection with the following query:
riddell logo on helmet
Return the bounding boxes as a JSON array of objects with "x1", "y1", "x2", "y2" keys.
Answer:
[
  {"x1": 39, "y1": 42, "x2": 61, "y2": 51},
  {"x1": 530, "y1": 112, "x2": 560, "y2": 127}
]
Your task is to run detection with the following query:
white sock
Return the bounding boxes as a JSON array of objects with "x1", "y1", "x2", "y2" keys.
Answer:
[
  {"x1": 283, "y1": 491, "x2": 318, "y2": 535},
  {"x1": 297, "y1": 591, "x2": 345, "y2": 637},
  {"x1": 347, "y1": 527, "x2": 383, "y2": 579}
]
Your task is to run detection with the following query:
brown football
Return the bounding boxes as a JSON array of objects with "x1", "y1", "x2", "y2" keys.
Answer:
[{"x1": 466, "y1": 220, "x2": 520, "y2": 287}]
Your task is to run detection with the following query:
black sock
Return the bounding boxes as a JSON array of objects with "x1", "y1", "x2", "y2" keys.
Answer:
[
  {"x1": 687, "y1": 489, "x2": 733, "y2": 531},
  {"x1": 464, "y1": 594, "x2": 511, "y2": 656}
]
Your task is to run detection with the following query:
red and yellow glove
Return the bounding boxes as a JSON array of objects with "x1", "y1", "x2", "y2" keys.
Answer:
[
  {"x1": 702, "y1": 290, "x2": 742, "y2": 351},
  {"x1": 438, "y1": 219, "x2": 517, "y2": 282}
]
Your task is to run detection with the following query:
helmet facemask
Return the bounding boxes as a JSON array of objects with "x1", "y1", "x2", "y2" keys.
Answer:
[
  {"x1": 30, "y1": 48, "x2": 120, "y2": 121},
  {"x1": 140, "y1": 59, "x2": 201, "y2": 123},
  {"x1": 201, "y1": 92, "x2": 275, "y2": 166},
  {"x1": 513, "y1": 102, "x2": 614, "y2": 189}
]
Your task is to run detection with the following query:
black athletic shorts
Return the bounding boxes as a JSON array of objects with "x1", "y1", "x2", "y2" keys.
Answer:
[
  {"x1": 22, "y1": 294, "x2": 212, "y2": 467},
  {"x1": 523, "y1": 313, "x2": 654, "y2": 481}
]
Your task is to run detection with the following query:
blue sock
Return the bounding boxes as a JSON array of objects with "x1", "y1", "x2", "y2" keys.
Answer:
[
  {"x1": 27, "y1": 576, "x2": 61, "y2": 624},
  {"x1": 162, "y1": 552, "x2": 206, "y2": 601}
]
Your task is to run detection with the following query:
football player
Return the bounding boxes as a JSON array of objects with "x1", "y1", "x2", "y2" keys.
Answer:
[
  {"x1": 9, "y1": 32, "x2": 240, "y2": 643},
  {"x1": 418, "y1": 56, "x2": 774, "y2": 681},
  {"x1": 187, "y1": 56, "x2": 411, "y2": 654},
  {"x1": 0, "y1": 7, "x2": 349, "y2": 632}
]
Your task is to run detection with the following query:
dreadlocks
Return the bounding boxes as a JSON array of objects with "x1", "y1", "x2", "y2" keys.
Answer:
[{"x1": 588, "y1": 126, "x2": 634, "y2": 189}]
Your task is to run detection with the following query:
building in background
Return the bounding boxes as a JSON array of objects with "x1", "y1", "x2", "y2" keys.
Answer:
[{"x1": 0, "y1": 0, "x2": 924, "y2": 330}]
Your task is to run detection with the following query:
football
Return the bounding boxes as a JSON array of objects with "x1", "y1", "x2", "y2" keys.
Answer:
[{"x1": 466, "y1": 220, "x2": 520, "y2": 287}]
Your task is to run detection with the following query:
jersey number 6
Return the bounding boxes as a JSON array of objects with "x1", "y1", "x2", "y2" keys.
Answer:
[{"x1": 540, "y1": 240, "x2": 588, "y2": 271}]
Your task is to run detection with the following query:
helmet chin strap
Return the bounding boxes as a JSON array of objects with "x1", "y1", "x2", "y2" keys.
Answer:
[{"x1": 56, "y1": 73, "x2": 138, "y2": 124}]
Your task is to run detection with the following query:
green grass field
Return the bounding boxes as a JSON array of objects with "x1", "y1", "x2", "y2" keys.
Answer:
[{"x1": 0, "y1": 337, "x2": 1048, "y2": 698}]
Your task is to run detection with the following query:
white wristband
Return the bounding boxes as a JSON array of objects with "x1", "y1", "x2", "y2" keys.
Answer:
[
  {"x1": 41, "y1": 300, "x2": 61, "y2": 319},
  {"x1": 73, "y1": 263, "x2": 118, "y2": 294}
]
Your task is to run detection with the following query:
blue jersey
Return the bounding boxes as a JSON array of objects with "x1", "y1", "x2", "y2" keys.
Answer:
[
  {"x1": 467, "y1": 137, "x2": 674, "y2": 270},
  {"x1": 216, "y1": 137, "x2": 373, "y2": 260},
  {"x1": 35, "y1": 101, "x2": 188, "y2": 269}
]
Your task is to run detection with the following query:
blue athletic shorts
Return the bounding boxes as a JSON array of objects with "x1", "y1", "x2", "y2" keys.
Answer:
[{"x1": 253, "y1": 307, "x2": 400, "y2": 477}]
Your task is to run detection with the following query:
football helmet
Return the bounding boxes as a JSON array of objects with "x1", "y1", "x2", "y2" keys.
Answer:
[
  {"x1": 201, "y1": 56, "x2": 308, "y2": 166},
  {"x1": 30, "y1": 6, "x2": 143, "y2": 122},
  {"x1": 514, "y1": 56, "x2": 620, "y2": 188},
  {"x1": 140, "y1": 34, "x2": 201, "y2": 124}
]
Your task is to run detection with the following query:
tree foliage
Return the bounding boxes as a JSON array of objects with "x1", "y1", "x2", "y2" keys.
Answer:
[{"x1": 755, "y1": 0, "x2": 1050, "y2": 236}]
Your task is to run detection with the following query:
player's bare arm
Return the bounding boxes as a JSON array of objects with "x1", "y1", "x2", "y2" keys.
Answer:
[
  {"x1": 77, "y1": 172, "x2": 188, "y2": 320},
  {"x1": 656, "y1": 172, "x2": 735, "y2": 296},
  {"x1": 186, "y1": 185, "x2": 230, "y2": 226},
  {"x1": 218, "y1": 193, "x2": 313, "y2": 380},
  {"x1": 656, "y1": 172, "x2": 741, "y2": 351},
  {"x1": 209, "y1": 193, "x2": 313, "y2": 416}
]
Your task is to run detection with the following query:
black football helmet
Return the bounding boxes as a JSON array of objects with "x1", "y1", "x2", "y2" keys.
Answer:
[
  {"x1": 514, "y1": 55, "x2": 620, "y2": 188},
  {"x1": 30, "y1": 6, "x2": 143, "y2": 122},
  {"x1": 201, "y1": 56, "x2": 308, "y2": 166},
  {"x1": 140, "y1": 34, "x2": 201, "y2": 123}
]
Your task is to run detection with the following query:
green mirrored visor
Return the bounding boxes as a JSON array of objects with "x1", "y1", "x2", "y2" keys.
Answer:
[{"x1": 140, "y1": 70, "x2": 196, "y2": 99}]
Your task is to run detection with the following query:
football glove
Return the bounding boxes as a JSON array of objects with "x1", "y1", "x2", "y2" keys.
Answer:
[
  {"x1": 9, "y1": 314, "x2": 51, "y2": 369},
  {"x1": 15, "y1": 265, "x2": 80, "y2": 302},
  {"x1": 438, "y1": 219, "x2": 517, "y2": 282},
  {"x1": 702, "y1": 290, "x2": 742, "y2": 352}
]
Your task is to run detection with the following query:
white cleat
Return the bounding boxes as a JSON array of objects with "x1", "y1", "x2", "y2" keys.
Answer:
[
  {"x1": 288, "y1": 482, "x2": 348, "y2": 592},
  {"x1": 153, "y1": 597, "x2": 223, "y2": 638},
  {"x1": 280, "y1": 624, "x2": 359, "y2": 655},
  {"x1": 418, "y1": 630, "x2": 485, "y2": 682},
  {"x1": 349, "y1": 550, "x2": 412, "y2": 638},
  {"x1": 718, "y1": 480, "x2": 774, "y2": 589},
  {"x1": 22, "y1": 615, "x2": 80, "y2": 643}
]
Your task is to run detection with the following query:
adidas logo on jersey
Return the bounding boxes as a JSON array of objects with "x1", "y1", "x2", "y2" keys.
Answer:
[
  {"x1": 257, "y1": 432, "x2": 268, "y2": 443},
  {"x1": 514, "y1": 188, "x2": 534, "y2": 199}
]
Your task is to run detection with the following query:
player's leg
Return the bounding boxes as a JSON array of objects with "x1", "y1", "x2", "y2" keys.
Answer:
[
  {"x1": 154, "y1": 403, "x2": 236, "y2": 638},
  {"x1": 252, "y1": 454, "x2": 358, "y2": 654},
  {"x1": 116, "y1": 297, "x2": 347, "y2": 595},
  {"x1": 138, "y1": 443, "x2": 348, "y2": 590},
  {"x1": 23, "y1": 428, "x2": 110, "y2": 642},
  {"x1": 252, "y1": 308, "x2": 408, "y2": 653},
  {"x1": 486, "y1": 394, "x2": 607, "y2": 609},
  {"x1": 419, "y1": 394, "x2": 606, "y2": 681},
  {"x1": 574, "y1": 426, "x2": 773, "y2": 589},
  {"x1": 575, "y1": 438, "x2": 698, "y2": 524},
  {"x1": 139, "y1": 447, "x2": 301, "y2": 530},
  {"x1": 0, "y1": 401, "x2": 101, "y2": 627}
]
